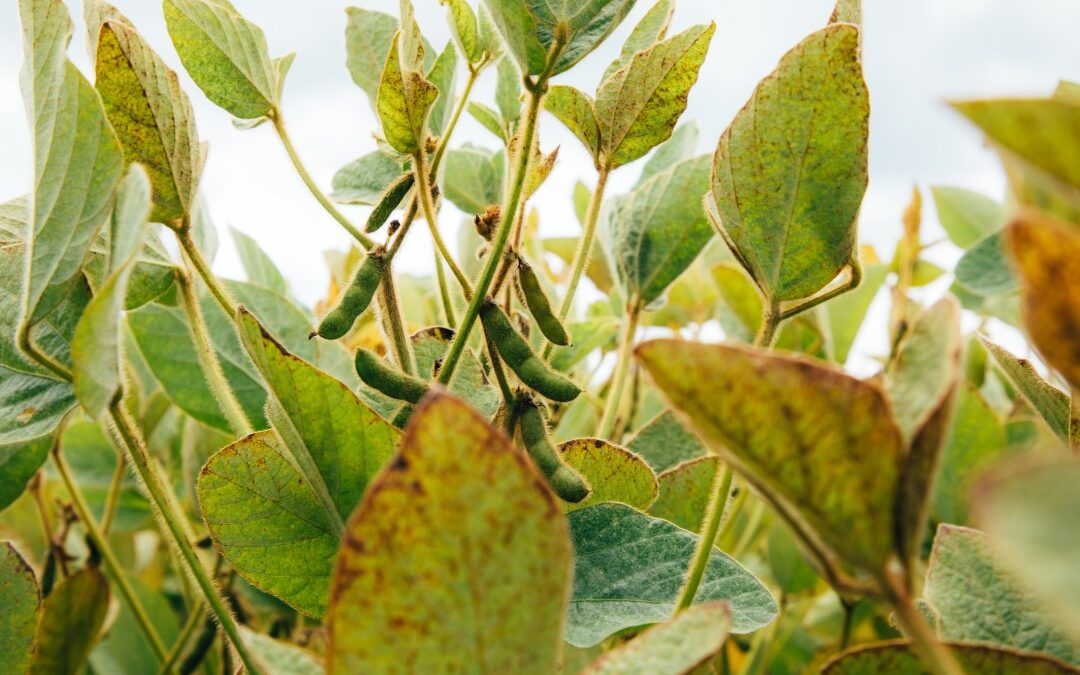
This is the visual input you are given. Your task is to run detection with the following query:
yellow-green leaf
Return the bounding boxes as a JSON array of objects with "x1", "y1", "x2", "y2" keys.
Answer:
[
  {"x1": 648, "y1": 455, "x2": 721, "y2": 533},
  {"x1": 708, "y1": 24, "x2": 868, "y2": 303},
  {"x1": 0, "y1": 543, "x2": 39, "y2": 674},
  {"x1": 344, "y1": 7, "x2": 399, "y2": 106},
  {"x1": 545, "y1": 85, "x2": 601, "y2": 162},
  {"x1": 29, "y1": 566, "x2": 109, "y2": 675},
  {"x1": 980, "y1": 337, "x2": 1070, "y2": 440},
  {"x1": 377, "y1": 35, "x2": 439, "y2": 155},
  {"x1": 601, "y1": 0, "x2": 674, "y2": 82},
  {"x1": 558, "y1": 438, "x2": 658, "y2": 512},
  {"x1": 823, "y1": 642, "x2": 1078, "y2": 674},
  {"x1": 327, "y1": 392, "x2": 572, "y2": 674}
]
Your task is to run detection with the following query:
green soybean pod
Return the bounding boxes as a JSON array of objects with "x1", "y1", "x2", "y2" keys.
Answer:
[
  {"x1": 516, "y1": 257, "x2": 571, "y2": 346},
  {"x1": 355, "y1": 347, "x2": 429, "y2": 404},
  {"x1": 480, "y1": 300, "x2": 582, "y2": 402},
  {"x1": 365, "y1": 172, "x2": 415, "y2": 233},
  {"x1": 317, "y1": 248, "x2": 387, "y2": 340},
  {"x1": 517, "y1": 398, "x2": 590, "y2": 503}
]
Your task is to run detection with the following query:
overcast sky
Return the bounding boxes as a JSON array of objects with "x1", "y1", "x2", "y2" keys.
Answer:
[{"x1": 2, "y1": 0, "x2": 1079, "y2": 364}]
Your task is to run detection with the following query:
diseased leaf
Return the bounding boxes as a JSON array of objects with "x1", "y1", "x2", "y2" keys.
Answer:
[
  {"x1": 605, "y1": 155, "x2": 713, "y2": 307},
  {"x1": 709, "y1": 24, "x2": 868, "y2": 302},
  {"x1": 377, "y1": 33, "x2": 438, "y2": 155},
  {"x1": 595, "y1": 23, "x2": 714, "y2": 169},
  {"x1": 163, "y1": 0, "x2": 279, "y2": 119},
  {"x1": 829, "y1": 0, "x2": 862, "y2": 26},
  {"x1": 567, "y1": 502, "x2": 777, "y2": 648},
  {"x1": 637, "y1": 340, "x2": 903, "y2": 574},
  {"x1": 444, "y1": 0, "x2": 483, "y2": 63},
  {"x1": 30, "y1": 566, "x2": 110, "y2": 675},
  {"x1": 327, "y1": 393, "x2": 572, "y2": 674},
  {"x1": 627, "y1": 410, "x2": 707, "y2": 473},
  {"x1": 558, "y1": 438, "x2": 658, "y2": 512},
  {"x1": 1005, "y1": 211, "x2": 1080, "y2": 390},
  {"x1": 19, "y1": 0, "x2": 123, "y2": 324},
  {"x1": 823, "y1": 642, "x2": 1078, "y2": 675},
  {"x1": 601, "y1": 0, "x2": 674, "y2": 82},
  {"x1": 648, "y1": 455, "x2": 721, "y2": 533},
  {"x1": 980, "y1": 338, "x2": 1070, "y2": 440},
  {"x1": 95, "y1": 16, "x2": 201, "y2": 223},
  {"x1": 582, "y1": 602, "x2": 730, "y2": 675},
  {"x1": 974, "y1": 459, "x2": 1080, "y2": 642},
  {"x1": 931, "y1": 186, "x2": 1003, "y2": 249},
  {"x1": 545, "y1": 85, "x2": 601, "y2": 161},
  {"x1": 0, "y1": 542, "x2": 40, "y2": 674},
  {"x1": 925, "y1": 524, "x2": 1078, "y2": 666},
  {"x1": 330, "y1": 151, "x2": 406, "y2": 206},
  {"x1": 638, "y1": 121, "x2": 698, "y2": 186},
  {"x1": 231, "y1": 227, "x2": 287, "y2": 294}
]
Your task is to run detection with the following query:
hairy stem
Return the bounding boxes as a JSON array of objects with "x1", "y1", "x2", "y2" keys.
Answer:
[
  {"x1": 157, "y1": 604, "x2": 204, "y2": 675},
  {"x1": 376, "y1": 264, "x2": 416, "y2": 376},
  {"x1": 597, "y1": 305, "x2": 640, "y2": 439},
  {"x1": 675, "y1": 464, "x2": 734, "y2": 611},
  {"x1": 100, "y1": 449, "x2": 126, "y2": 536},
  {"x1": 755, "y1": 300, "x2": 782, "y2": 348},
  {"x1": 107, "y1": 400, "x2": 265, "y2": 675},
  {"x1": 434, "y1": 251, "x2": 457, "y2": 329},
  {"x1": 176, "y1": 229, "x2": 237, "y2": 322},
  {"x1": 413, "y1": 150, "x2": 473, "y2": 296},
  {"x1": 557, "y1": 168, "x2": 609, "y2": 322}
]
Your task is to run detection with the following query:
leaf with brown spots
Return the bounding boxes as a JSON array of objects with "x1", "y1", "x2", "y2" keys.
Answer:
[
  {"x1": 648, "y1": 455, "x2": 721, "y2": 532},
  {"x1": 980, "y1": 337, "x2": 1070, "y2": 440},
  {"x1": 823, "y1": 641, "x2": 1078, "y2": 675},
  {"x1": 327, "y1": 392, "x2": 572, "y2": 674},
  {"x1": 1005, "y1": 211, "x2": 1080, "y2": 390},
  {"x1": 0, "y1": 543, "x2": 40, "y2": 674},
  {"x1": 558, "y1": 438, "x2": 658, "y2": 512}
]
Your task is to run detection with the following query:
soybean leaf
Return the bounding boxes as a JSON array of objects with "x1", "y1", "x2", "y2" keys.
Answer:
[
  {"x1": 327, "y1": 393, "x2": 572, "y2": 674},
  {"x1": 924, "y1": 524, "x2": 1079, "y2": 666},
  {"x1": 443, "y1": 145, "x2": 505, "y2": 214},
  {"x1": 604, "y1": 155, "x2": 713, "y2": 308},
  {"x1": 601, "y1": 0, "x2": 674, "y2": 82},
  {"x1": 980, "y1": 338, "x2": 1070, "y2": 440},
  {"x1": 496, "y1": 54, "x2": 522, "y2": 124},
  {"x1": 566, "y1": 502, "x2": 777, "y2": 647},
  {"x1": 330, "y1": 151, "x2": 406, "y2": 206},
  {"x1": 468, "y1": 100, "x2": 506, "y2": 140},
  {"x1": 767, "y1": 523, "x2": 819, "y2": 595},
  {"x1": 829, "y1": 0, "x2": 862, "y2": 26},
  {"x1": 544, "y1": 236, "x2": 615, "y2": 295},
  {"x1": 627, "y1": 410, "x2": 707, "y2": 473},
  {"x1": 344, "y1": 7, "x2": 399, "y2": 106},
  {"x1": 481, "y1": 0, "x2": 637, "y2": 77},
  {"x1": 30, "y1": 566, "x2": 109, "y2": 675},
  {"x1": 545, "y1": 85, "x2": 601, "y2": 161},
  {"x1": 72, "y1": 165, "x2": 151, "y2": 419},
  {"x1": 582, "y1": 602, "x2": 730, "y2": 675},
  {"x1": 974, "y1": 459, "x2": 1080, "y2": 641},
  {"x1": 825, "y1": 258, "x2": 888, "y2": 364},
  {"x1": 89, "y1": 578, "x2": 181, "y2": 674},
  {"x1": 595, "y1": 23, "x2": 714, "y2": 169},
  {"x1": 550, "y1": 316, "x2": 619, "y2": 373},
  {"x1": 708, "y1": 24, "x2": 868, "y2": 303},
  {"x1": 637, "y1": 340, "x2": 903, "y2": 574},
  {"x1": 242, "y1": 627, "x2": 324, "y2": 675},
  {"x1": 638, "y1": 121, "x2": 698, "y2": 186},
  {"x1": 19, "y1": 0, "x2": 123, "y2": 325},
  {"x1": 230, "y1": 227, "x2": 287, "y2": 294},
  {"x1": 443, "y1": 0, "x2": 483, "y2": 63},
  {"x1": 1005, "y1": 211, "x2": 1080, "y2": 390},
  {"x1": 377, "y1": 32, "x2": 438, "y2": 155},
  {"x1": 427, "y1": 41, "x2": 459, "y2": 137},
  {"x1": 0, "y1": 437, "x2": 52, "y2": 513},
  {"x1": 163, "y1": 0, "x2": 279, "y2": 119},
  {"x1": 932, "y1": 385, "x2": 1006, "y2": 526},
  {"x1": 823, "y1": 642, "x2": 1078, "y2": 675},
  {"x1": 0, "y1": 542, "x2": 40, "y2": 674},
  {"x1": 410, "y1": 327, "x2": 500, "y2": 417},
  {"x1": 955, "y1": 231, "x2": 1017, "y2": 297},
  {"x1": 648, "y1": 455, "x2": 721, "y2": 532},
  {"x1": 558, "y1": 438, "x2": 658, "y2": 512},
  {"x1": 931, "y1": 186, "x2": 1003, "y2": 249},
  {"x1": 94, "y1": 15, "x2": 201, "y2": 223}
]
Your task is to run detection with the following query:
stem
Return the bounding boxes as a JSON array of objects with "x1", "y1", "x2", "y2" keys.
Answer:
[
  {"x1": 100, "y1": 450, "x2": 126, "y2": 536},
  {"x1": 755, "y1": 300, "x2": 781, "y2": 348},
  {"x1": 17, "y1": 322, "x2": 71, "y2": 380},
  {"x1": 53, "y1": 445, "x2": 171, "y2": 667},
  {"x1": 437, "y1": 82, "x2": 547, "y2": 387},
  {"x1": 271, "y1": 113, "x2": 375, "y2": 250},
  {"x1": 175, "y1": 269, "x2": 253, "y2": 437},
  {"x1": 176, "y1": 229, "x2": 236, "y2": 321},
  {"x1": 557, "y1": 168, "x2": 609, "y2": 322},
  {"x1": 598, "y1": 306, "x2": 640, "y2": 439},
  {"x1": 885, "y1": 575, "x2": 966, "y2": 675},
  {"x1": 434, "y1": 251, "x2": 457, "y2": 328},
  {"x1": 107, "y1": 401, "x2": 265, "y2": 675},
  {"x1": 157, "y1": 605, "x2": 204, "y2": 675},
  {"x1": 483, "y1": 327, "x2": 515, "y2": 411},
  {"x1": 675, "y1": 464, "x2": 735, "y2": 611},
  {"x1": 29, "y1": 471, "x2": 55, "y2": 548},
  {"x1": 778, "y1": 259, "x2": 862, "y2": 321},
  {"x1": 430, "y1": 66, "x2": 480, "y2": 174},
  {"x1": 731, "y1": 499, "x2": 767, "y2": 560},
  {"x1": 376, "y1": 264, "x2": 415, "y2": 375},
  {"x1": 413, "y1": 150, "x2": 473, "y2": 296},
  {"x1": 839, "y1": 597, "x2": 857, "y2": 650}
]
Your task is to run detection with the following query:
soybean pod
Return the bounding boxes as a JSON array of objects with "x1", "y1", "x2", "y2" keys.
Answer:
[
  {"x1": 355, "y1": 347, "x2": 429, "y2": 404},
  {"x1": 479, "y1": 300, "x2": 582, "y2": 402},
  {"x1": 317, "y1": 247, "x2": 387, "y2": 340},
  {"x1": 366, "y1": 172, "x2": 415, "y2": 233},
  {"x1": 516, "y1": 397, "x2": 590, "y2": 503},
  {"x1": 516, "y1": 256, "x2": 571, "y2": 346}
]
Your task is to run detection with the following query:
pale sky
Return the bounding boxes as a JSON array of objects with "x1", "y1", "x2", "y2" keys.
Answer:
[{"x1": 2, "y1": 0, "x2": 1079, "y2": 366}]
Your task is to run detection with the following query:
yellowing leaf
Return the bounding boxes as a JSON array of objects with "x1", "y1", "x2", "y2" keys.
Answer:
[
  {"x1": 980, "y1": 337, "x2": 1070, "y2": 440},
  {"x1": 648, "y1": 455, "x2": 721, "y2": 532},
  {"x1": 709, "y1": 24, "x2": 868, "y2": 303},
  {"x1": 0, "y1": 543, "x2": 40, "y2": 674},
  {"x1": 558, "y1": 438, "x2": 658, "y2": 512},
  {"x1": 823, "y1": 642, "x2": 1078, "y2": 675},
  {"x1": 601, "y1": 0, "x2": 674, "y2": 82},
  {"x1": 545, "y1": 85, "x2": 601, "y2": 162},
  {"x1": 327, "y1": 393, "x2": 571, "y2": 674},
  {"x1": 377, "y1": 35, "x2": 438, "y2": 155}
]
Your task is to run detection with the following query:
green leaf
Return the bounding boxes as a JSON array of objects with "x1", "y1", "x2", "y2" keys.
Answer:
[
  {"x1": 638, "y1": 121, "x2": 698, "y2": 186},
  {"x1": 550, "y1": 317, "x2": 619, "y2": 373},
  {"x1": 626, "y1": 410, "x2": 707, "y2": 473},
  {"x1": 89, "y1": 578, "x2": 180, "y2": 674},
  {"x1": 545, "y1": 85, "x2": 601, "y2": 161},
  {"x1": 30, "y1": 566, "x2": 110, "y2": 675},
  {"x1": 581, "y1": 602, "x2": 730, "y2": 675},
  {"x1": 426, "y1": 41, "x2": 459, "y2": 137},
  {"x1": 825, "y1": 259, "x2": 888, "y2": 364},
  {"x1": 163, "y1": 0, "x2": 279, "y2": 119},
  {"x1": 19, "y1": 0, "x2": 123, "y2": 324},
  {"x1": 955, "y1": 231, "x2": 1017, "y2": 297},
  {"x1": 980, "y1": 338, "x2": 1069, "y2": 440},
  {"x1": 0, "y1": 436, "x2": 52, "y2": 513},
  {"x1": 931, "y1": 186, "x2": 1003, "y2": 249},
  {"x1": 94, "y1": 17, "x2": 201, "y2": 223},
  {"x1": 1005, "y1": 211, "x2": 1080, "y2": 390},
  {"x1": 544, "y1": 236, "x2": 614, "y2": 295},
  {"x1": 409, "y1": 326, "x2": 501, "y2": 417},
  {"x1": 0, "y1": 542, "x2": 40, "y2": 674},
  {"x1": 468, "y1": 100, "x2": 506, "y2": 140},
  {"x1": 931, "y1": 384, "x2": 1006, "y2": 526},
  {"x1": 648, "y1": 455, "x2": 720, "y2": 532},
  {"x1": 443, "y1": 145, "x2": 505, "y2": 214},
  {"x1": 242, "y1": 627, "x2": 324, "y2": 674},
  {"x1": 823, "y1": 642, "x2": 1078, "y2": 675},
  {"x1": 344, "y1": 7, "x2": 399, "y2": 106},
  {"x1": 767, "y1": 523, "x2": 818, "y2": 595},
  {"x1": 377, "y1": 33, "x2": 439, "y2": 155},
  {"x1": 925, "y1": 524, "x2": 1079, "y2": 666},
  {"x1": 708, "y1": 24, "x2": 868, "y2": 303},
  {"x1": 327, "y1": 393, "x2": 572, "y2": 674},
  {"x1": 496, "y1": 54, "x2": 522, "y2": 124},
  {"x1": 230, "y1": 227, "x2": 287, "y2": 294},
  {"x1": 637, "y1": 340, "x2": 903, "y2": 575},
  {"x1": 72, "y1": 165, "x2": 151, "y2": 419},
  {"x1": 443, "y1": 0, "x2": 483, "y2": 63},
  {"x1": 974, "y1": 458, "x2": 1080, "y2": 642},
  {"x1": 330, "y1": 151, "x2": 405, "y2": 206},
  {"x1": 558, "y1": 438, "x2": 658, "y2": 512},
  {"x1": 601, "y1": 0, "x2": 674, "y2": 82},
  {"x1": 566, "y1": 502, "x2": 777, "y2": 648},
  {"x1": 605, "y1": 155, "x2": 713, "y2": 308},
  {"x1": 596, "y1": 23, "x2": 714, "y2": 169}
]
